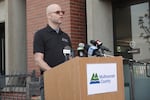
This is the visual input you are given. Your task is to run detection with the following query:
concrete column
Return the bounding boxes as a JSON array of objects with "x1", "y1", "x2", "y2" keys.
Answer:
[
  {"x1": 86, "y1": 0, "x2": 114, "y2": 55},
  {"x1": 5, "y1": 0, "x2": 27, "y2": 74},
  {"x1": 0, "y1": 0, "x2": 5, "y2": 22}
]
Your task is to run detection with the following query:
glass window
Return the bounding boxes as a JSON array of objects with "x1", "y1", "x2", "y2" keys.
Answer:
[{"x1": 113, "y1": 1, "x2": 150, "y2": 63}]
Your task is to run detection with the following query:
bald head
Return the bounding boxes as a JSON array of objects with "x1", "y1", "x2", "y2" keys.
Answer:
[
  {"x1": 46, "y1": 4, "x2": 62, "y2": 15},
  {"x1": 46, "y1": 4, "x2": 64, "y2": 29}
]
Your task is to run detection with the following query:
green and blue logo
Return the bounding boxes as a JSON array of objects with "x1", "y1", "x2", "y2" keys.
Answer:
[{"x1": 90, "y1": 73, "x2": 100, "y2": 84}]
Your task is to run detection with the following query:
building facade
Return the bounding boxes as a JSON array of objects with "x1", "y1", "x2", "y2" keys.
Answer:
[{"x1": 0, "y1": 0, "x2": 150, "y2": 99}]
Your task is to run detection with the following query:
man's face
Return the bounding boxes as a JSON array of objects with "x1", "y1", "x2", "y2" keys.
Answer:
[{"x1": 47, "y1": 6, "x2": 65, "y2": 24}]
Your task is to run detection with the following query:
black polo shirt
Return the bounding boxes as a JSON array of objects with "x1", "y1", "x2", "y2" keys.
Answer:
[{"x1": 33, "y1": 25, "x2": 71, "y2": 73}]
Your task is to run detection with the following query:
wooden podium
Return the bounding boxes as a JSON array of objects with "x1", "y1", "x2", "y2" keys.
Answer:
[{"x1": 44, "y1": 56, "x2": 124, "y2": 100}]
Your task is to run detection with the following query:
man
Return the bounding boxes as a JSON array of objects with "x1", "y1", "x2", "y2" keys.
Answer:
[{"x1": 33, "y1": 4, "x2": 72, "y2": 100}]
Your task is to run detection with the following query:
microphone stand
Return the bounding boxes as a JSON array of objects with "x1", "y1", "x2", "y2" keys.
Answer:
[
  {"x1": 98, "y1": 49, "x2": 114, "y2": 57},
  {"x1": 64, "y1": 54, "x2": 70, "y2": 61}
]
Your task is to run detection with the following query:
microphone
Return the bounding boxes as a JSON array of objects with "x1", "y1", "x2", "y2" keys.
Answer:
[
  {"x1": 84, "y1": 44, "x2": 101, "y2": 56},
  {"x1": 100, "y1": 45, "x2": 111, "y2": 52},
  {"x1": 90, "y1": 40, "x2": 98, "y2": 46},
  {"x1": 77, "y1": 43, "x2": 85, "y2": 57},
  {"x1": 90, "y1": 40, "x2": 111, "y2": 52},
  {"x1": 63, "y1": 46, "x2": 71, "y2": 61},
  {"x1": 96, "y1": 40, "x2": 103, "y2": 47}
]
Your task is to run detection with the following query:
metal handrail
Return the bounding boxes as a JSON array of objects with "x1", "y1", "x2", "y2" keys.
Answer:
[
  {"x1": 146, "y1": 63, "x2": 150, "y2": 77},
  {"x1": 0, "y1": 72, "x2": 40, "y2": 100}
]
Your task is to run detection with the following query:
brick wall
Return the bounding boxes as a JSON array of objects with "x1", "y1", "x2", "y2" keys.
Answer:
[
  {"x1": 26, "y1": 0, "x2": 86, "y2": 74},
  {"x1": 0, "y1": 92, "x2": 26, "y2": 99}
]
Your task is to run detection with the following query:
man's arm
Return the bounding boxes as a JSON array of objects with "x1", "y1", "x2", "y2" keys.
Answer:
[{"x1": 34, "y1": 52, "x2": 51, "y2": 71}]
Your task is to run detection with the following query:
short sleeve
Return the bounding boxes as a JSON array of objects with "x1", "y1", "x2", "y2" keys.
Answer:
[{"x1": 33, "y1": 32, "x2": 44, "y2": 54}]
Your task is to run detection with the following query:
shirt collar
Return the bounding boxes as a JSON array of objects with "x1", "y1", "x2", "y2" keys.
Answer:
[{"x1": 46, "y1": 24, "x2": 62, "y2": 34}]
